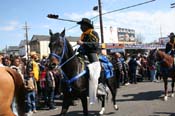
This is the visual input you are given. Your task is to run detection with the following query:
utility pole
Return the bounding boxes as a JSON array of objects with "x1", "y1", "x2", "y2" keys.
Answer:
[
  {"x1": 22, "y1": 22, "x2": 30, "y2": 60},
  {"x1": 98, "y1": 0, "x2": 104, "y2": 43},
  {"x1": 160, "y1": 25, "x2": 162, "y2": 38}
]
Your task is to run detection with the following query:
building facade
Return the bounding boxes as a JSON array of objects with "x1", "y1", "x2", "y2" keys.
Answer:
[{"x1": 29, "y1": 35, "x2": 79, "y2": 59}]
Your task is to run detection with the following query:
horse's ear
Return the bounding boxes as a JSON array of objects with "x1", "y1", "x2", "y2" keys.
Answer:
[
  {"x1": 49, "y1": 29, "x2": 53, "y2": 36},
  {"x1": 60, "y1": 28, "x2": 65, "y2": 37},
  {"x1": 155, "y1": 48, "x2": 159, "y2": 52}
]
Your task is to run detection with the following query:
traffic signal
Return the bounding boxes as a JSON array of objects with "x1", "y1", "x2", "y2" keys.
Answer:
[
  {"x1": 47, "y1": 14, "x2": 59, "y2": 19},
  {"x1": 93, "y1": 6, "x2": 98, "y2": 11}
]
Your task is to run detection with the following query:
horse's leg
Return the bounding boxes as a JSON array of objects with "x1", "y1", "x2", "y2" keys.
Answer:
[
  {"x1": 170, "y1": 77, "x2": 175, "y2": 97},
  {"x1": 106, "y1": 78, "x2": 119, "y2": 110},
  {"x1": 80, "y1": 93, "x2": 88, "y2": 116},
  {"x1": 60, "y1": 95, "x2": 71, "y2": 116},
  {"x1": 163, "y1": 77, "x2": 168, "y2": 101},
  {"x1": 99, "y1": 95, "x2": 105, "y2": 115}
]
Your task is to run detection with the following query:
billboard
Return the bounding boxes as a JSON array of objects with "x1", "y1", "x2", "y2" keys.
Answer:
[
  {"x1": 96, "y1": 26, "x2": 118, "y2": 43},
  {"x1": 96, "y1": 26, "x2": 136, "y2": 44},
  {"x1": 117, "y1": 27, "x2": 135, "y2": 42}
]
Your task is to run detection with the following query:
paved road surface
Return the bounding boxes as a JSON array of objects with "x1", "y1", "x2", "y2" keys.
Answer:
[{"x1": 33, "y1": 80, "x2": 175, "y2": 116}]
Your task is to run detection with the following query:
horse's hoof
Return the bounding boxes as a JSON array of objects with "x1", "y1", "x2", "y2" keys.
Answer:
[
  {"x1": 171, "y1": 93, "x2": 174, "y2": 98},
  {"x1": 59, "y1": 114, "x2": 66, "y2": 116},
  {"x1": 164, "y1": 96, "x2": 168, "y2": 101},
  {"x1": 114, "y1": 104, "x2": 119, "y2": 110},
  {"x1": 99, "y1": 107, "x2": 105, "y2": 115}
]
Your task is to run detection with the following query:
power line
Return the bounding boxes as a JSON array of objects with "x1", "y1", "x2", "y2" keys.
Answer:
[
  {"x1": 67, "y1": 0, "x2": 156, "y2": 31},
  {"x1": 91, "y1": 0, "x2": 156, "y2": 20}
]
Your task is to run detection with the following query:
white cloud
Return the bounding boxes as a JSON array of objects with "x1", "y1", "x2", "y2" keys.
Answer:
[
  {"x1": 67, "y1": 9, "x2": 175, "y2": 43},
  {"x1": 0, "y1": 20, "x2": 19, "y2": 31},
  {"x1": 64, "y1": 11, "x2": 98, "y2": 21},
  {"x1": 42, "y1": 25, "x2": 50, "y2": 29}
]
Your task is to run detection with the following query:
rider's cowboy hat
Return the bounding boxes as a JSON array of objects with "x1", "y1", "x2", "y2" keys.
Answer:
[
  {"x1": 168, "y1": 32, "x2": 175, "y2": 38},
  {"x1": 77, "y1": 18, "x2": 94, "y2": 28}
]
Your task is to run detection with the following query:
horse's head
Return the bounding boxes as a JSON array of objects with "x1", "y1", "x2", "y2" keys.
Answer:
[
  {"x1": 49, "y1": 29, "x2": 66, "y2": 68},
  {"x1": 147, "y1": 48, "x2": 158, "y2": 66}
]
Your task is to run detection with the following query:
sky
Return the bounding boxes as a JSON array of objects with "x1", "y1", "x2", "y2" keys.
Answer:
[{"x1": 0, "y1": 0, "x2": 175, "y2": 50}]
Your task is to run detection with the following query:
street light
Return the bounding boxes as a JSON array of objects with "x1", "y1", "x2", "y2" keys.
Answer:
[
  {"x1": 47, "y1": 14, "x2": 78, "y2": 22},
  {"x1": 92, "y1": 0, "x2": 104, "y2": 43},
  {"x1": 98, "y1": 0, "x2": 104, "y2": 43},
  {"x1": 171, "y1": 3, "x2": 175, "y2": 8}
]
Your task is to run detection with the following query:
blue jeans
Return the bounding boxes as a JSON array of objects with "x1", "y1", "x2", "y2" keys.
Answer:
[
  {"x1": 150, "y1": 70, "x2": 157, "y2": 81},
  {"x1": 26, "y1": 91, "x2": 36, "y2": 112}
]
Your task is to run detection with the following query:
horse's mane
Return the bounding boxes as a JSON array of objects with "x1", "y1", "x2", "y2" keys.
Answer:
[
  {"x1": 60, "y1": 35, "x2": 81, "y2": 78},
  {"x1": 65, "y1": 38, "x2": 74, "y2": 56},
  {"x1": 157, "y1": 50, "x2": 173, "y2": 68}
]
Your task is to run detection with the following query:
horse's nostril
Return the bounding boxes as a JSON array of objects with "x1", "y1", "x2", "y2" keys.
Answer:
[{"x1": 52, "y1": 63, "x2": 56, "y2": 67}]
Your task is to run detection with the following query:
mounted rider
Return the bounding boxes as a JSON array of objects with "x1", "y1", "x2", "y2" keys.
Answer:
[
  {"x1": 165, "y1": 32, "x2": 175, "y2": 56},
  {"x1": 77, "y1": 18, "x2": 101, "y2": 104},
  {"x1": 165, "y1": 32, "x2": 175, "y2": 65}
]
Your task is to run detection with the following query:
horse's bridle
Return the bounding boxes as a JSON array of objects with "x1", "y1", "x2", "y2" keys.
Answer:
[
  {"x1": 50, "y1": 35, "x2": 67, "y2": 66},
  {"x1": 153, "y1": 49, "x2": 158, "y2": 60},
  {"x1": 50, "y1": 35, "x2": 78, "y2": 69}
]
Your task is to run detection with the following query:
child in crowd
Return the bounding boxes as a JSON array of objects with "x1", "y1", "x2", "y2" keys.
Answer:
[{"x1": 24, "y1": 70, "x2": 37, "y2": 115}]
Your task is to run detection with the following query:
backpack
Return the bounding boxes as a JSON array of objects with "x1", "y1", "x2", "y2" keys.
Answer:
[
  {"x1": 25, "y1": 77, "x2": 35, "y2": 91},
  {"x1": 99, "y1": 55, "x2": 114, "y2": 79}
]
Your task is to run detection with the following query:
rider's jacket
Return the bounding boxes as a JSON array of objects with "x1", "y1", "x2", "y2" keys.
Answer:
[
  {"x1": 165, "y1": 42, "x2": 175, "y2": 56},
  {"x1": 165, "y1": 35, "x2": 175, "y2": 56},
  {"x1": 79, "y1": 29, "x2": 100, "y2": 63},
  {"x1": 80, "y1": 29, "x2": 99, "y2": 53}
]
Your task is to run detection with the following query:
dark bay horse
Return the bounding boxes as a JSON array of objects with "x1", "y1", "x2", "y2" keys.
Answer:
[
  {"x1": 0, "y1": 67, "x2": 25, "y2": 116},
  {"x1": 147, "y1": 48, "x2": 175, "y2": 101},
  {"x1": 48, "y1": 29, "x2": 118, "y2": 115},
  {"x1": 97, "y1": 70, "x2": 119, "y2": 115}
]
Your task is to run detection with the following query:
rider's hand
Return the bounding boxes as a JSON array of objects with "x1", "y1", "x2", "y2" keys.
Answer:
[{"x1": 77, "y1": 40, "x2": 83, "y2": 45}]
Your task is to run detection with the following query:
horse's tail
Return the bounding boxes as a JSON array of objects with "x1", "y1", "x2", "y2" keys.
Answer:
[{"x1": 6, "y1": 67, "x2": 26, "y2": 116}]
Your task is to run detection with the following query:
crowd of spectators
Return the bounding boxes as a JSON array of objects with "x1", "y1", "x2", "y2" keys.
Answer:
[
  {"x1": 108, "y1": 51, "x2": 160, "y2": 88},
  {"x1": 0, "y1": 50, "x2": 162, "y2": 115},
  {"x1": 0, "y1": 52, "x2": 60, "y2": 116}
]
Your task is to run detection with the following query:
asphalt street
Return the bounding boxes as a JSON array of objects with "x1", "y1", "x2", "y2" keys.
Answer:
[{"x1": 33, "y1": 80, "x2": 175, "y2": 116}]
